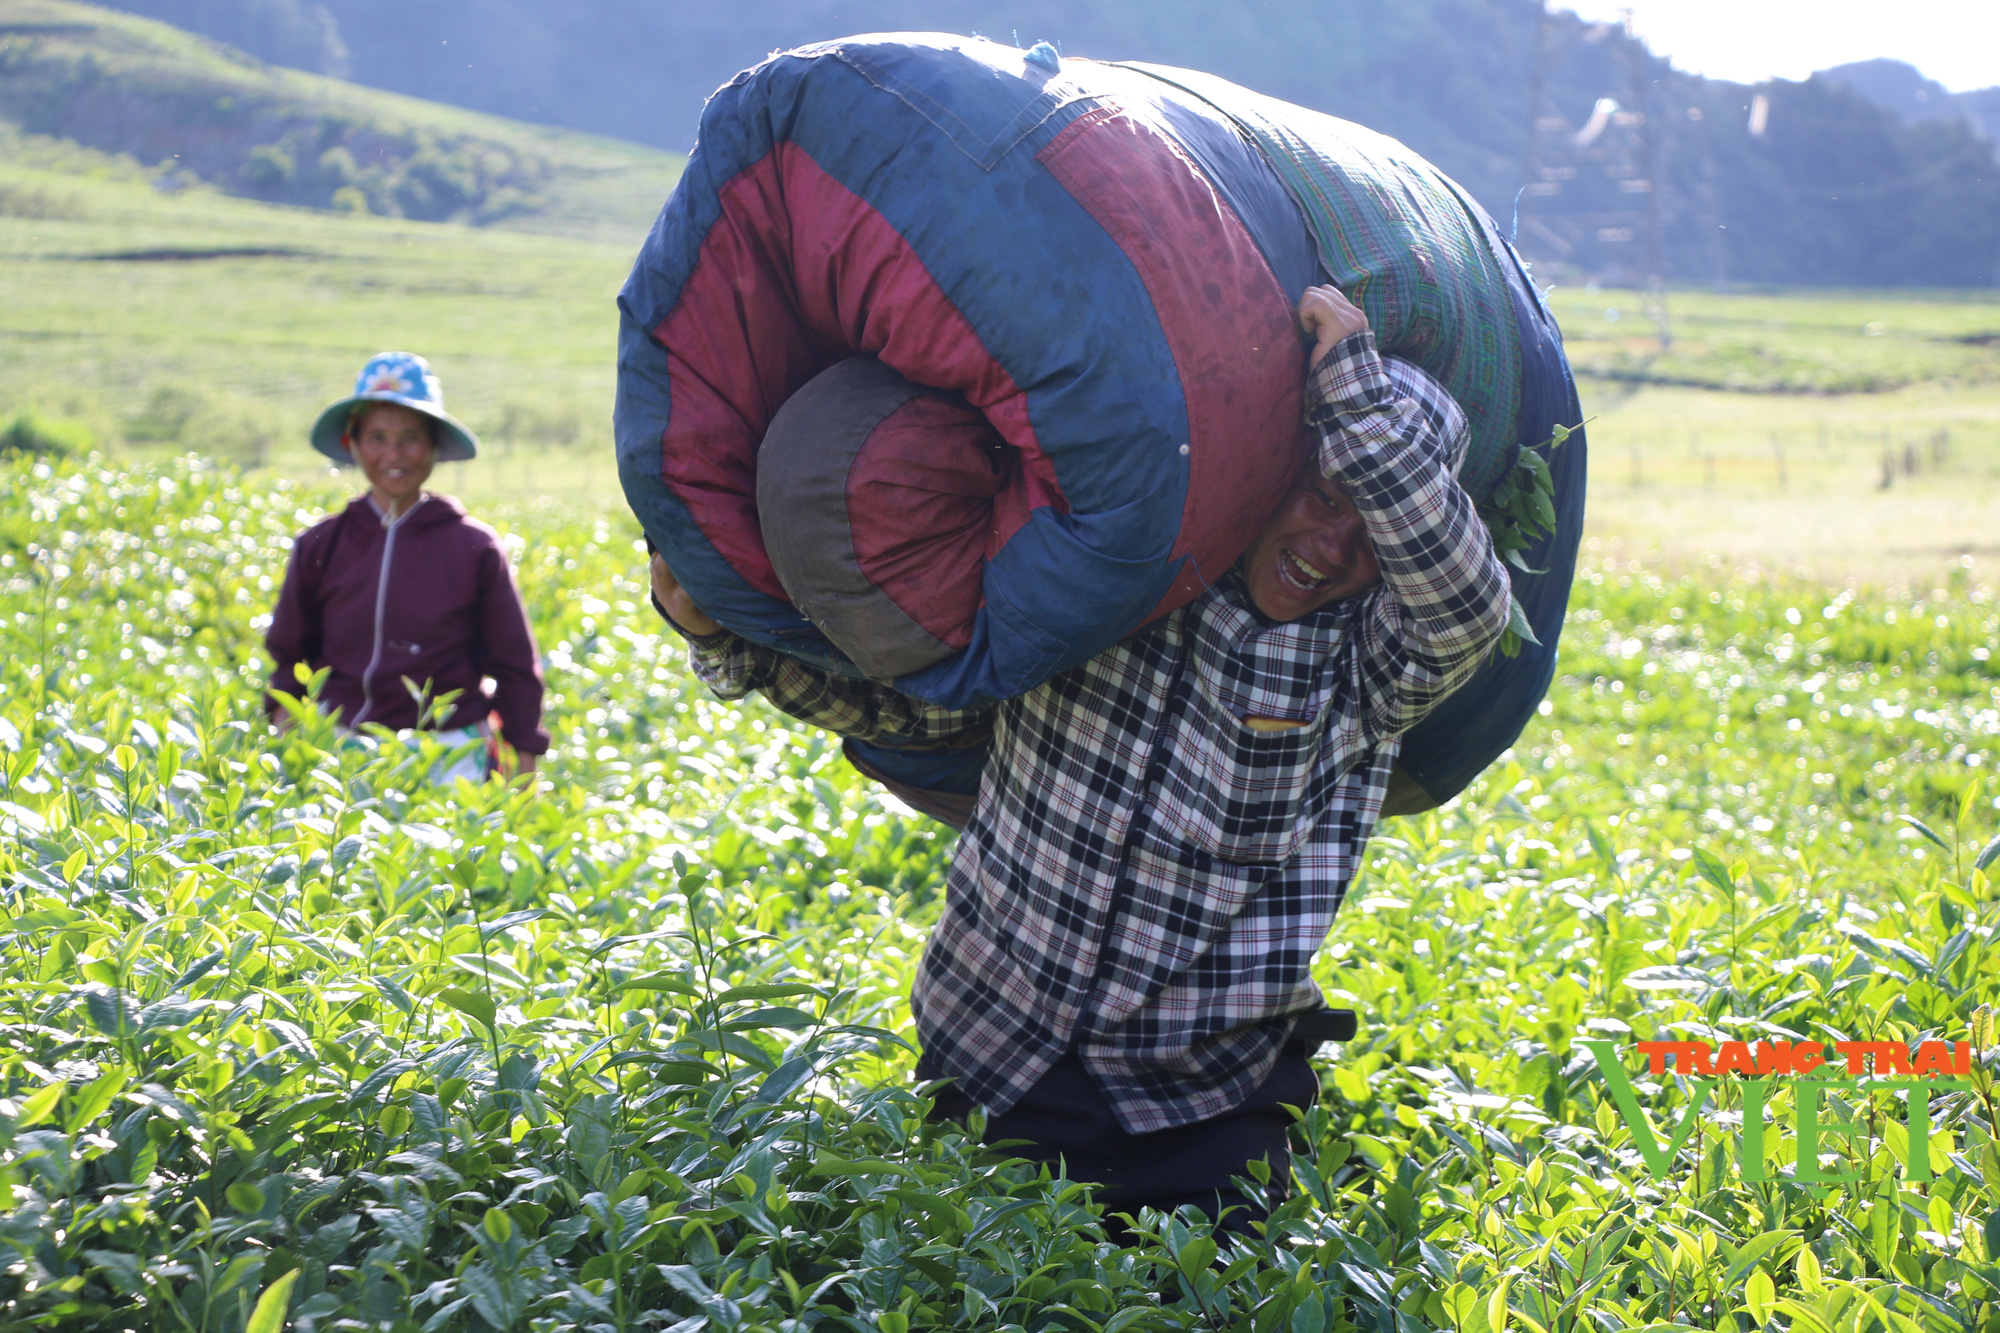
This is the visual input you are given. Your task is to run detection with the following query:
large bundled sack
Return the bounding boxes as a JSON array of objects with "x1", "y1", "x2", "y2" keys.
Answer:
[{"x1": 616, "y1": 34, "x2": 1586, "y2": 811}]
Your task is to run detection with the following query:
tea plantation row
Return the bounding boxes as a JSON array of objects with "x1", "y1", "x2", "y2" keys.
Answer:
[{"x1": 0, "y1": 454, "x2": 1996, "y2": 1332}]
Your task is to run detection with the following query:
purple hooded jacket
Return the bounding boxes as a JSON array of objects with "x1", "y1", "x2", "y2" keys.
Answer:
[{"x1": 266, "y1": 493, "x2": 550, "y2": 754}]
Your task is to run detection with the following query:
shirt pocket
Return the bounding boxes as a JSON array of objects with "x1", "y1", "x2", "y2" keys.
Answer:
[{"x1": 1156, "y1": 679, "x2": 1333, "y2": 865}]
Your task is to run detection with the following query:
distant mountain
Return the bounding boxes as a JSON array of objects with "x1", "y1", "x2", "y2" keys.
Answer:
[
  {"x1": 0, "y1": 0, "x2": 682, "y2": 243},
  {"x1": 1821, "y1": 59, "x2": 2000, "y2": 142},
  {"x1": 76, "y1": 0, "x2": 1568, "y2": 209},
  {"x1": 1970, "y1": 90, "x2": 2000, "y2": 145},
  {"x1": 38, "y1": 0, "x2": 2000, "y2": 285}
]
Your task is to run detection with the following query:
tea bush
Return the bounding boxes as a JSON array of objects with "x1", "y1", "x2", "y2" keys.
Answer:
[
  {"x1": 0, "y1": 454, "x2": 1995, "y2": 1331},
  {"x1": 0, "y1": 412, "x2": 89, "y2": 459}
]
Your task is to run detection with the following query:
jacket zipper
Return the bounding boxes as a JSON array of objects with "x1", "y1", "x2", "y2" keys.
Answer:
[{"x1": 350, "y1": 496, "x2": 423, "y2": 729}]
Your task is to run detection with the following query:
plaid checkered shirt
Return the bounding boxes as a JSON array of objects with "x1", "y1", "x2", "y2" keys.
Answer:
[{"x1": 681, "y1": 331, "x2": 1511, "y2": 1132}]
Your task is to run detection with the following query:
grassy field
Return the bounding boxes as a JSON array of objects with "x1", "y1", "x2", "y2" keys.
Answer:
[
  {"x1": 1553, "y1": 285, "x2": 2000, "y2": 583},
  {"x1": 0, "y1": 455, "x2": 1994, "y2": 1330},
  {"x1": 1576, "y1": 377, "x2": 2000, "y2": 583},
  {"x1": 1550, "y1": 287, "x2": 2000, "y2": 395},
  {"x1": 0, "y1": 127, "x2": 639, "y2": 488}
]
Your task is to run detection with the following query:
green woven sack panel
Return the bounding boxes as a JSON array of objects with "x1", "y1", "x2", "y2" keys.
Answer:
[{"x1": 1120, "y1": 62, "x2": 1525, "y2": 502}]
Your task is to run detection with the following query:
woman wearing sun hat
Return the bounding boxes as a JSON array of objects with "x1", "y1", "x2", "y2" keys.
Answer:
[{"x1": 265, "y1": 351, "x2": 549, "y2": 780}]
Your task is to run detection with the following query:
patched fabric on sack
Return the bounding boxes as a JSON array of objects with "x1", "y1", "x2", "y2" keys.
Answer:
[
  {"x1": 619, "y1": 37, "x2": 1322, "y2": 709},
  {"x1": 616, "y1": 34, "x2": 1587, "y2": 808}
]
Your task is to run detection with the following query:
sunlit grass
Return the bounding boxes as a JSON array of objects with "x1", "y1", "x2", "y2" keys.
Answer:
[
  {"x1": 0, "y1": 133, "x2": 637, "y2": 469},
  {"x1": 1550, "y1": 285, "x2": 2000, "y2": 393}
]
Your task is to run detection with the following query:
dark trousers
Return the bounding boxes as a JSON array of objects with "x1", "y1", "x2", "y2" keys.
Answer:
[{"x1": 921, "y1": 1042, "x2": 1319, "y2": 1239}]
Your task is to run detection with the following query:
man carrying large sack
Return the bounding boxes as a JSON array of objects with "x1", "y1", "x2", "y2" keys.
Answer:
[
  {"x1": 651, "y1": 286, "x2": 1510, "y2": 1235},
  {"x1": 617, "y1": 34, "x2": 1585, "y2": 824}
]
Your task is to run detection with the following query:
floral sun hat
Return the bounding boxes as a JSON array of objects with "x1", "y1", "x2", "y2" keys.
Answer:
[{"x1": 309, "y1": 351, "x2": 480, "y2": 465}]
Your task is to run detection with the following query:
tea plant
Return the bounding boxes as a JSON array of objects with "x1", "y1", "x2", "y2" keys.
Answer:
[{"x1": 0, "y1": 452, "x2": 1996, "y2": 1331}]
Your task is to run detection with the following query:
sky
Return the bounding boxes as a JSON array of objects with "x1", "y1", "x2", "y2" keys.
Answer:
[{"x1": 1559, "y1": 0, "x2": 1999, "y2": 92}]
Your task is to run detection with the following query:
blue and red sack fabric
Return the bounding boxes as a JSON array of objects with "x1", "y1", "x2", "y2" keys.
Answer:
[{"x1": 616, "y1": 34, "x2": 1585, "y2": 811}]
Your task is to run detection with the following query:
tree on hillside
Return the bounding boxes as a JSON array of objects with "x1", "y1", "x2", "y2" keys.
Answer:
[{"x1": 1822, "y1": 59, "x2": 1997, "y2": 142}]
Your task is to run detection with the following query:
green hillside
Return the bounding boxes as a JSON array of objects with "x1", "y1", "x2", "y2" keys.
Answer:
[
  {"x1": 0, "y1": 0, "x2": 682, "y2": 244},
  {"x1": 74, "y1": 0, "x2": 2000, "y2": 288},
  {"x1": 0, "y1": 125, "x2": 636, "y2": 477}
]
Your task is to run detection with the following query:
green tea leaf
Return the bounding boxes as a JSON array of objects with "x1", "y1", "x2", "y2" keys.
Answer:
[
  {"x1": 371, "y1": 974, "x2": 416, "y2": 1013},
  {"x1": 1796, "y1": 1241, "x2": 1824, "y2": 1292},
  {"x1": 166, "y1": 950, "x2": 225, "y2": 994},
  {"x1": 1486, "y1": 1274, "x2": 1512, "y2": 1332},
  {"x1": 1527, "y1": 484, "x2": 1557, "y2": 530},
  {"x1": 1725, "y1": 1230, "x2": 1798, "y2": 1287},
  {"x1": 439, "y1": 987, "x2": 497, "y2": 1032},
  {"x1": 482, "y1": 1207, "x2": 513, "y2": 1244},
  {"x1": 244, "y1": 1268, "x2": 300, "y2": 1333},
  {"x1": 1692, "y1": 847, "x2": 1735, "y2": 894},
  {"x1": 1504, "y1": 597, "x2": 1541, "y2": 650},
  {"x1": 449, "y1": 953, "x2": 532, "y2": 989},
  {"x1": 1743, "y1": 1269, "x2": 1776, "y2": 1325},
  {"x1": 1899, "y1": 815, "x2": 1950, "y2": 852},
  {"x1": 599, "y1": 1055, "x2": 718, "y2": 1083},
  {"x1": 330, "y1": 835, "x2": 364, "y2": 871},
  {"x1": 63, "y1": 1070, "x2": 126, "y2": 1133},
  {"x1": 481, "y1": 908, "x2": 549, "y2": 936},
  {"x1": 808, "y1": 1157, "x2": 921, "y2": 1178},
  {"x1": 716, "y1": 982, "x2": 820, "y2": 1003},
  {"x1": 84, "y1": 988, "x2": 139, "y2": 1039},
  {"x1": 725, "y1": 1005, "x2": 818, "y2": 1031},
  {"x1": 13, "y1": 1080, "x2": 64, "y2": 1128},
  {"x1": 616, "y1": 972, "x2": 699, "y2": 996},
  {"x1": 1868, "y1": 1192, "x2": 1901, "y2": 1272},
  {"x1": 753, "y1": 1055, "x2": 815, "y2": 1104}
]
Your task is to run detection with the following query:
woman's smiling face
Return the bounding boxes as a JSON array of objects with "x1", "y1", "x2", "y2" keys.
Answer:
[
  {"x1": 346, "y1": 403, "x2": 437, "y2": 509},
  {"x1": 1240, "y1": 462, "x2": 1382, "y2": 621}
]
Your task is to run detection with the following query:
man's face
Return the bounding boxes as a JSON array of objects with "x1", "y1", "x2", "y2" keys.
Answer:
[{"x1": 1241, "y1": 463, "x2": 1382, "y2": 621}]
